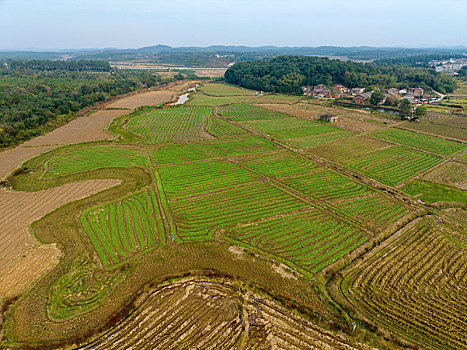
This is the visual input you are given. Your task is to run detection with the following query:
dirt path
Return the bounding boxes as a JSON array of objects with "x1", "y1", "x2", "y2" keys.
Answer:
[{"x1": 0, "y1": 179, "x2": 120, "y2": 295}]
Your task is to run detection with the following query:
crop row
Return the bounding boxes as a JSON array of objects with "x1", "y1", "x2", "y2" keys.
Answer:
[
  {"x1": 149, "y1": 136, "x2": 278, "y2": 165},
  {"x1": 225, "y1": 209, "x2": 367, "y2": 274},
  {"x1": 347, "y1": 145, "x2": 443, "y2": 186},
  {"x1": 207, "y1": 116, "x2": 247, "y2": 137},
  {"x1": 343, "y1": 219, "x2": 466, "y2": 349},
  {"x1": 43, "y1": 145, "x2": 148, "y2": 178},
  {"x1": 81, "y1": 189, "x2": 167, "y2": 266},
  {"x1": 220, "y1": 103, "x2": 288, "y2": 121},
  {"x1": 234, "y1": 151, "x2": 318, "y2": 178},
  {"x1": 371, "y1": 128, "x2": 466, "y2": 157},
  {"x1": 423, "y1": 161, "x2": 467, "y2": 190},
  {"x1": 243, "y1": 117, "x2": 340, "y2": 140},
  {"x1": 158, "y1": 160, "x2": 259, "y2": 199},
  {"x1": 125, "y1": 106, "x2": 213, "y2": 144},
  {"x1": 168, "y1": 183, "x2": 308, "y2": 241},
  {"x1": 283, "y1": 169, "x2": 373, "y2": 201},
  {"x1": 82, "y1": 281, "x2": 245, "y2": 349},
  {"x1": 333, "y1": 195, "x2": 408, "y2": 227}
]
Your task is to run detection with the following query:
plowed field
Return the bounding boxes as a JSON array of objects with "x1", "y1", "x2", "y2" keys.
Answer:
[{"x1": 0, "y1": 180, "x2": 120, "y2": 272}]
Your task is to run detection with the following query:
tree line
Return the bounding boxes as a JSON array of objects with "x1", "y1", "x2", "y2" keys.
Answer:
[
  {"x1": 3, "y1": 59, "x2": 112, "y2": 71},
  {"x1": 0, "y1": 62, "x2": 182, "y2": 148},
  {"x1": 224, "y1": 56, "x2": 457, "y2": 94}
]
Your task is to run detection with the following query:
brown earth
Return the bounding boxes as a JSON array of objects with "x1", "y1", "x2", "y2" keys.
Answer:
[
  {"x1": 0, "y1": 145, "x2": 55, "y2": 180},
  {"x1": 0, "y1": 245, "x2": 61, "y2": 298},
  {"x1": 81, "y1": 278, "x2": 371, "y2": 350},
  {"x1": 104, "y1": 90, "x2": 177, "y2": 109},
  {"x1": 0, "y1": 179, "x2": 120, "y2": 274}
]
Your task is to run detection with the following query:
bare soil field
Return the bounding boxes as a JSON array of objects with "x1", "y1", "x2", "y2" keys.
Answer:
[
  {"x1": 0, "y1": 244, "x2": 61, "y2": 298},
  {"x1": 193, "y1": 68, "x2": 227, "y2": 78},
  {"x1": 0, "y1": 145, "x2": 55, "y2": 180},
  {"x1": 0, "y1": 179, "x2": 120, "y2": 273},
  {"x1": 82, "y1": 279, "x2": 371, "y2": 350},
  {"x1": 23, "y1": 110, "x2": 129, "y2": 147},
  {"x1": 104, "y1": 90, "x2": 177, "y2": 109}
]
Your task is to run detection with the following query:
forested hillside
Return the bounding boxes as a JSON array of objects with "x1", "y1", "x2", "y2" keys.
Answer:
[
  {"x1": 0, "y1": 60, "x2": 168, "y2": 148},
  {"x1": 224, "y1": 56, "x2": 457, "y2": 94}
]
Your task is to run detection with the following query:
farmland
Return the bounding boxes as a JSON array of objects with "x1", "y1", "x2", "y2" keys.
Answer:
[{"x1": 1, "y1": 81, "x2": 465, "y2": 350}]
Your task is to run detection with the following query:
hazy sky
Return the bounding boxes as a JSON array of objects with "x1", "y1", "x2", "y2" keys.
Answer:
[{"x1": 0, "y1": 0, "x2": 466, "y2": 50}]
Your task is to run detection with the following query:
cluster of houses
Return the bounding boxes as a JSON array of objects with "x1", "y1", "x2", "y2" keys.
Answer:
[
  {"x1": 429, "y1": 57, "x2": 467, "y2": 75},
  {"x1": 302, "y1": 84, "x2": 436, "y2": 105}
]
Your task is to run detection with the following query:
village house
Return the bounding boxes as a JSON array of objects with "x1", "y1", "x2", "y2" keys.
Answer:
[
  {"x1": 355, "y1": 91, "x2": 372, "y2": 103},
  {"x1": 320, "y1": 113, "x2": 339, "y2": 122},
  {"x1": 351, "y1": 87, "x2": 365, "y2": 95},
  {"x1": 387, "y1": 87, "x2": 399, "y2": 95},
  {"x1": 408, "y1": 87, "x2": 423, "y2": 97},
  {"x1": 333, "y1": 84, "x2": 348, "y2": 93}
]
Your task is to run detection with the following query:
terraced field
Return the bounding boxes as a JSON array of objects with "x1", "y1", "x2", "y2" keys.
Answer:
[
  {"x1": 225, "y1": 209, "x2": 367, "y2": 275},
  {"x1": 347, "y1": 145, "x2": 443, "y2": 186},
  {"x1": 371, "y1": 127, "x2": 466, "y2": 156},
  {"x1": 125, "y1": 106, "x2": 213, "y2": 144},
  {"x1": 81, "y1": 279, "x2": 369, "y2": 350},
  {"x1": 81, "y1": 188, "x2": 169, "y2": 266},
  {"x1": 341, "y1": 218, "x2": 467, "y2": 349},
  {"x1": 43, "y1": 145, "x2": 148, "y2": 178}
]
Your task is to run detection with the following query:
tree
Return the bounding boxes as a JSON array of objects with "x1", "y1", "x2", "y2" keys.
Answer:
[
  {"x1": 415, "y1": 105, "x2": 427, "y2": 119},
  {"x1": 399, "y1": 99, "x2": 414, "y2": 119},
  {"x1": 370, "y1": 91, "x2": 385, "y2": 105}
]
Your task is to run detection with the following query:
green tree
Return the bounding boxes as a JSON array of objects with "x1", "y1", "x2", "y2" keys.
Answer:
[
  {"x1": 415, "y1": 105, "x2": 427, "y2": 119},
  {"x1": 370, "y1": 91, "x2": 385, "y2": 105},
  {"x1": 399, "y1": 99, "x2": 414, "y2": 119}
]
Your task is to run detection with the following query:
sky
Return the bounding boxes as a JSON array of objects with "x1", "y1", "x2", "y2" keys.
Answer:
[{"x1": 0, "y1": 0, "x2": 466, "y2": 50}]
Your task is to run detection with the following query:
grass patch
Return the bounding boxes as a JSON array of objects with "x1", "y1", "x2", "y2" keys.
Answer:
[{"x1": 403, "y1": 180, "x2": 467, "y2": 204}]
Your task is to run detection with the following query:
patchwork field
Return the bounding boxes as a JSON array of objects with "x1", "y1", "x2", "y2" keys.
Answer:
[{"x1": 2, "y1": 81, "x2": 464, "y2": 350}]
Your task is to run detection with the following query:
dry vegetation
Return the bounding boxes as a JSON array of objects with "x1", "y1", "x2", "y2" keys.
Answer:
[
  {"x1": 0, "y1": 180, "x2": 120, "y2": 287},
  {"x1": 82, "y1": 278, "x2": 371, "y2": 350}
]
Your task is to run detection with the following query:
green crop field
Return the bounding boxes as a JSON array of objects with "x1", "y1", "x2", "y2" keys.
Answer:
[
  {"x1": 169, "y1": 183, "x2": 308, "y2": 241},
  {"x1": 234, "y1": 150, "x2": 318, "y2": 178},
  {"x1": 334, "y1": 194, "x2": 408, "y2": 227},
  {"x1": 225, "y1": 209, "x2": 367, "y2": 275},
  {"x1": 158, "y1": 160, "x2": 260, "y2": 199},
  {"x1": 149, "y1": 136, "x2": 278, "y2": 165},
  {"x1": 43, "y1": 145, "x2": 148, "y2": 178},
  {"x1": 283, "y1": 169, "x2": 373, "y2": 201},
  {"x1": 125, "y1": 106, "x2": 213, "y2": 144},
  {"x1": 220, "y1": 103, "x2": 289, "y2": 121},
  {"x1": 371, "y1": 128, "x2": 466, "y2": 156},
  {"x1": 347, "y1": 145, "x2": 443, "y2": 186},
  {"x1": 207, "y1": 116, "x2": 248, "y2": 137},
  {"x1": 81, "y1": 189, "x2": 169, "y2": 266}
]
